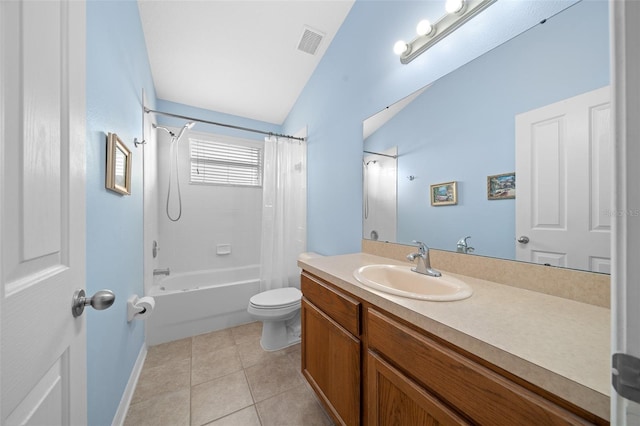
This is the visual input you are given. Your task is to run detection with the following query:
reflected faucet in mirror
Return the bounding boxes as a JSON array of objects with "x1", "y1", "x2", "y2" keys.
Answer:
[
  {"x1": 407, "y1": 241, "x2": 441, "y2": 277},
  {"x1": 456, "y1": 236, "x2": 474, "y2": 254}
]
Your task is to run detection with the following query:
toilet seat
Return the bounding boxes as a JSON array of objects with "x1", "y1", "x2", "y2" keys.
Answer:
[{"x1": 249, "y1": 287, "x2": 301, "y2": 309}]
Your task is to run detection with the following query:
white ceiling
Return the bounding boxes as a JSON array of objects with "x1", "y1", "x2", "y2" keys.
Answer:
[{"x1": 138, "y1": 0, "x2": 355, "y2": 125}]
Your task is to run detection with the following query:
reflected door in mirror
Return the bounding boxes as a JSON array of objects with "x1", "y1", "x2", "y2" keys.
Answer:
[{"x1": 515, "y1": 86, "x2": 611, "y2": 273}]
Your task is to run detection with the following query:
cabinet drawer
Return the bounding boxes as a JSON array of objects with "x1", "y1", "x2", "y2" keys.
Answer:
[
  {"x1": 301, "y1": 272, "x2": 360, "y2": 336},
  {"x1": 367, "y1": 308, "x2": 591, "y2": 425}
]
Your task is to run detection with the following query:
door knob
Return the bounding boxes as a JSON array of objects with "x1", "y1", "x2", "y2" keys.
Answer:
[
  {"x1": 72, "y1": 289, "x2": 115, "y2": 318},
  {"x1": 517, "y1": 236, "x2": 530, "y2": 244}
]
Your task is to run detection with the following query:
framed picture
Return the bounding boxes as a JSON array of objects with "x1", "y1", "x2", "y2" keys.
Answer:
[
  {"x1": 106, "y1": 133, "x2": 132, "y2": 195},
  {"x1": 487, "y1": 172, "x2": 515, "y2": 200},
  {"x1": 430, "y1": 181, "x2": 457, "y2": 206}
]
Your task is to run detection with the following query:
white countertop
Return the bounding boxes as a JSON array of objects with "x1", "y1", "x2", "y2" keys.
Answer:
[{"x1": 298, "y1": 252, "x2": 610, "y2": 421}]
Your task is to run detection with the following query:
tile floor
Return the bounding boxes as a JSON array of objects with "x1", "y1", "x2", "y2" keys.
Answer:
[{"x1": 124, "y1": 322, "x2": 334, "y2": 426}]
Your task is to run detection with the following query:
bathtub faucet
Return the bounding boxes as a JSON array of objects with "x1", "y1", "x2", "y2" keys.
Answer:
[{"x1": 153, "y1": 268, "x2": 170, "y2": 276}]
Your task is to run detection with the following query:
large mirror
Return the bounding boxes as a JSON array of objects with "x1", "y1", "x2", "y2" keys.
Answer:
[{"x1": 363, "y1": 0, "x2": 610, "y2": 273}]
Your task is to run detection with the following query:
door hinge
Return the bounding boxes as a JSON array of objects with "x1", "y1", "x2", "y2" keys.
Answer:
[{"x1": 613, "y1": 353, "x2": 640, "y2": 404}]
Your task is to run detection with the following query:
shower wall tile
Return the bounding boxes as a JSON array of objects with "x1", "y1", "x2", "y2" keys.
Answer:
[{"x1": 157, "y1": 131, "x2": 263, "y2": 274}]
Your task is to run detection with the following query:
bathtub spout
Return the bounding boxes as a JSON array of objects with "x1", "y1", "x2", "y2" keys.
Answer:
[{"x1": 153, "y1": 268, "x2": 170, "y2": 276}]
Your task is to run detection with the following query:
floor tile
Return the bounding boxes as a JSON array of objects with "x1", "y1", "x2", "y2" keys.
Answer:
[
  {"x1": 237, "y1": 339, "x2": 288, "y2": 368},
  {"x1": 145, "y1": 337, "x2": 192, "y2": 369},
  {"x1": 286, "y1": 343, "x2": 301, "y2": 364},
  {"x1": 191, "y1": 345, "x2": 243, "y2": 386},
  {"x1": 126, "y1": 322, "x2": 332, "y2": 426},
  {"x1": 286, "y1": 343, "x2": 306, "y2": 382},
  {"x1": 192, "y1": 329, "x2": 236, "y2": 358},
  {"x1": 244, "y1": 353, "x2": 304, "y2": 402},
  {"x1": 230, "y1": 321, "x2": 262, "y2": 345},
  {"x1": 206, "y1": 406, "x2": 261, "y2": 426},
  {"x1": 255, "y1": 383, "x2": 333, "y2": 426},
  {"x1": 124, "y1": 388, "x2": 190, "y2": 426},
  {"x1": 190, "y1": 370, "x2": 254, "y2": 426},
  {"x1": 132, "y1": 357, "x2": 191, "y2": 404}
]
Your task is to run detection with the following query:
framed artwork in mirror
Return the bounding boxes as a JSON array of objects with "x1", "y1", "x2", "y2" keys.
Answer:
[
  {"x1": 106, "y1": 133, "x2": 132, "y2": 195},
  {"x1": 430, "y1": 181, "x2": 457, "y2": 206},
  {"x1": 487, "y1": 172, "x2": 515, "y2": 200}
]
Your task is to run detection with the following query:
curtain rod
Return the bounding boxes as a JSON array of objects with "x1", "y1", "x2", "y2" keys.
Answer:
[
  {"x1": 144, "y1": 107, "x2": 306, "y2": 142},
  {"x1": 363, "y1": 150, "x2": 398, "y2": 159}
]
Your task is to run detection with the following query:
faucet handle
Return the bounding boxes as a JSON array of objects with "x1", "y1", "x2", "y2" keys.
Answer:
[
  {"x1": 457, "y1": 236, "x2": 471, "y2": 246},
  {"x1": 412, "y1": 240, "x2": 427, "y2": 254}
]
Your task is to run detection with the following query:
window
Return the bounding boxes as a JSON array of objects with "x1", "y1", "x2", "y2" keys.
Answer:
[{"x1": 190, "y1": 137, "x2": 263, "y2": 187}]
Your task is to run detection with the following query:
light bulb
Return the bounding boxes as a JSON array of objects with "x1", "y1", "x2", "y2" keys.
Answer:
[
  {"x1": 416, "y1": 20, "x2": 434, "y2": 36},
  {"x1": 393, "y1": 40, "x2": 409, "y2": 56},
  {"x1": 445, "y1": 0, "x2": 465, "y2": 14}
]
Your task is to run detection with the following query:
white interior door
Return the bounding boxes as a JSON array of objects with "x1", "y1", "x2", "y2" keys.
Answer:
[
  {"x1": 515, "y1": 86, "x2": 611, "y2": 273},
  {"x1": 1, "y1": 1, "x2": 87, "y2": 424},
  {"x1": 612, "y1": 0, "x2": 640, "y2": 423}
]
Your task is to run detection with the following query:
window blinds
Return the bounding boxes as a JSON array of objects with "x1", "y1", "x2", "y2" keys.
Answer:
[{"x1": 190, "y1": 138, "x2": 262, "y2": 187}]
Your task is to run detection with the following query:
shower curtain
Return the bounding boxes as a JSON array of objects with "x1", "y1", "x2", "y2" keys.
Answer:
[{"x1": 259, "y1": 135, "x2": 307, "y2": 292}]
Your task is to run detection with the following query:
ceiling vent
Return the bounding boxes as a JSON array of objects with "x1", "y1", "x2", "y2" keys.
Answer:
[{"x1": 297, "y1": 26, "x2": 324, "y2": 55}]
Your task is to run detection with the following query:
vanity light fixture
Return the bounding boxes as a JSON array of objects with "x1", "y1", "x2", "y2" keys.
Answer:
[
  {"x1": 445, "y1": 0, "x2": 466, "y2": 14},
  {"x1": 394, "y1": 0, "x2": 496, "y2": 64},
  {"x1": 416, "y1": 20, "x2": 434, "y2": 37},
  {"x1": 393, "y1": 40, "x2": 409, "y2": 56}
]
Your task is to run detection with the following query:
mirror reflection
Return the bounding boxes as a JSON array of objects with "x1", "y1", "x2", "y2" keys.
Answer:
[{"x1": 363, "y1": 1, "x2": 610, "y2": 273}]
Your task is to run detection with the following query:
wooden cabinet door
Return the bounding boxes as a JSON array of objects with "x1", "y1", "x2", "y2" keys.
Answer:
[
  {"x1": 367, "y1": 309, "x2": 595, "y2": 425},
  {"x1": 368, "y1": 351, "x2": 469, "y2": 426},
  {"x1": 302, "y1": 299, "x2": 360, "y2": 426}
]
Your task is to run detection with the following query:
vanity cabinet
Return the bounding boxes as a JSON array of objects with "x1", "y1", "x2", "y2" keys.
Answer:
[
  {"x1": 301, "y1": 272, "x2": 361, "y2": 426},
  {"x1": 300, "y1": 270, "x2": 605, "y2": 426}
]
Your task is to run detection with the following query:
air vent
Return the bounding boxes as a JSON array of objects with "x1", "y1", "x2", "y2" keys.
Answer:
[{"x1": 297, "y1": 26, "x2": 324, "y2": 55}]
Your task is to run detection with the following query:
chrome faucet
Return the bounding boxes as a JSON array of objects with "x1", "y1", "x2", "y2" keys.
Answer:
[
  {"x1": 153, "y1": 268, "x2": 170, "y2": 276},
  {"x1": 406, "y1": 241, "x2": 441, "y2": 277},
  {"x1": 456, "y1": 236, "x2": 474, "y2": 254}
]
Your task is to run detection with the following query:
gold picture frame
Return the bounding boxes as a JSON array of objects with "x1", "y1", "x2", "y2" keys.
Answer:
[
  {"x1": 106, "y1": 133, "x2": 132, "y2": 195},
  {"x1": 487, "y1": 172, "x2": 515, "y2": 200},
  {"x1": 430, "y1": 181, "x2": 457, "y2": 206}
]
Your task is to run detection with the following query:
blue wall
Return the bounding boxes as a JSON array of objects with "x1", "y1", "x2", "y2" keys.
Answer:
[
  {"x1": 364, "y1": 1, "x2": 609, "y2": 259},
  {"x1": 283, "y1": 0, "x2": 593, "y2": 256},
  {"x1": 86, "y1": 1, "x2": 156, "y2": 424}
]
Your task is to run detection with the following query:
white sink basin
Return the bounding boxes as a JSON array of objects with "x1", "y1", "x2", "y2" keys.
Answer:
[{"x1": 353, "y1": 264, "x2": 473, "y2": 301}]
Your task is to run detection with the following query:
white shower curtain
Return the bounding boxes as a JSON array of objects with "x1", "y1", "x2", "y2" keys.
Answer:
[{"x1": 259, "y1": 135, "x2": 307, "y2": 292}]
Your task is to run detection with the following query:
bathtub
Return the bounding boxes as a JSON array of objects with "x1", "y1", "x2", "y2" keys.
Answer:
[{"x1": 145, "y1": 265, "x2": 261, "y2": 345}]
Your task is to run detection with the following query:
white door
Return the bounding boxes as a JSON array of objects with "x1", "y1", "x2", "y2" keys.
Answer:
[
  {"x1": 515, "y1": 86, "x2": 611, "y2": 273},
  {"x1": 612, "y1": 0, "x2": 640, "y2": 423},
  {"x1": 1, "y1": 1, "x2": 87, "y2": 425}
]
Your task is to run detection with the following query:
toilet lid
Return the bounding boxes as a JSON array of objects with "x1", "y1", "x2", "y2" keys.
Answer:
[{"x1": 250, "y1": 287, "x2": 301, "y2": 308}]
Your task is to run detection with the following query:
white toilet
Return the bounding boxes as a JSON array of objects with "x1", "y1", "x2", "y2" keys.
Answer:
[{"x1": 247, "y1": 287, "x2": 302, "y2": 351}]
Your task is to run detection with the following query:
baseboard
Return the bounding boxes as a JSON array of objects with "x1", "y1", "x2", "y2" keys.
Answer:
[{"x1": 111, "y1": 343, "x2": 147, "y2": 426}]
